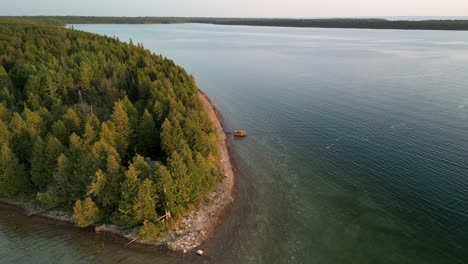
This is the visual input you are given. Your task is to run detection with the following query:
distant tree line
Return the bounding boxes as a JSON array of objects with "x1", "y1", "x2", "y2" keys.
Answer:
[
  {"x1": 0, "y1": 19, "x2": 219, "y2": 238},
  {"x1": 3, "y1": 16, "x2": 468, "y2": 31}
]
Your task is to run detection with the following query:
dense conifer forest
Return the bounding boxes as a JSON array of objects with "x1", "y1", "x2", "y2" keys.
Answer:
[{"x1": 0, "y1": 19, "x2": 220, "y2": 237}]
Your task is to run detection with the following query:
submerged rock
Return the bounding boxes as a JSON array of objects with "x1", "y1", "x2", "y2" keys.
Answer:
[{"x1": 196, "y1": 249, "x2": 204, "y2": 256}]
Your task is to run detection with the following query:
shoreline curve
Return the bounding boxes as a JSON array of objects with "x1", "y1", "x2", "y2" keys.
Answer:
[{"x1": 0, "y1": 89, "x2": 236, "y2": 255}]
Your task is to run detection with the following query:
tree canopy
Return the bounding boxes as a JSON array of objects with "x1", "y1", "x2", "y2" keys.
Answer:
[{"x1": 0, "y1": 19, "x2": 220, "y2": 238}]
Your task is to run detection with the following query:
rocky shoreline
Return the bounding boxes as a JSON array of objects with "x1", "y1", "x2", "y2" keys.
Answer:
[{"x1": 0, "y1": 90, "x2": 236, "y2": 255}]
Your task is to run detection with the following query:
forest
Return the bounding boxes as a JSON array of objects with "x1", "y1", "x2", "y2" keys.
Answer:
[
  {"x1": 0, "y1": 19, "x2": 220, "y2": 239},
  {"x1": 5, "y1": 16, "x2": 468, "y2": 31}
]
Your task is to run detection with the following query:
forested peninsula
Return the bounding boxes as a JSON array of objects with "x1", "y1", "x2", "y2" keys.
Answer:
[
  {"x1": 4, "y1": 16, "x2": 468, "y2": 31},
  {"x1": 0, "y1": 19, "x2": 230, "y2": 249}
]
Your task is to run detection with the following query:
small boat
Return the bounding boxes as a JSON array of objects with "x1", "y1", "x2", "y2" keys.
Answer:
[{"x1": 233, "y1": 130, "x2": 247, "y2": 137}]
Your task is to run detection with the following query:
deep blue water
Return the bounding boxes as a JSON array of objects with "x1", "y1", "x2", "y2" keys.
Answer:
[{"x1": 2, "y1": 24, "x2": 468, "y2": 263}]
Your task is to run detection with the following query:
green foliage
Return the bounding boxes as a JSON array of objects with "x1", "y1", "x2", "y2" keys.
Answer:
[
  {"x1": 136, "y1": 109, "x2": 158, "y2": 156},
  {"x1": 73, "y1": 197, "x2": 100, "y2": 227},
  {"x1": 36, "y1": 191, "x2": 61, "y2": 206},
  {"x1": 133, "y1": 178, "x2": 158, "y2": 223},
  {"x1": 0, "y1": 20, "x2": 220, "y2": 234},
  {"x1": 138, "y1": 219, "x2": 165, "y2": 240},
  {"x1": 0, "y1": 143, "x2": 28, "y2": 195},
  {"x1": 30, "y1": 135, "x2": 64, "y2": 190},
  {"x1": 0, "y1": 120, "x2": 10, "y2": 145},
  {"x1": 111, "y1": 163, "x2": 140, "y2": 226},
  {"x1": 63, "y1": 108, "x2": 82, "y2": 135},
  {"x1": 87, "y1": 169, "x2": 106, "y2": 197},
  {"x1": 110, "y1": 100, "x2": 131, "y2": 157},
  {"x1": 51, "y1": 120, "x2": 68, "y2": 144}
]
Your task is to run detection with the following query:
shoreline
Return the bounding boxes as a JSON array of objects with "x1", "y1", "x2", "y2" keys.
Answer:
[
  {"x1": 0, "y1": 90, "x2": 236, "y2": 255},
  {"x1": 13, "y1": 16, "x2": 468, "y2": 31}
]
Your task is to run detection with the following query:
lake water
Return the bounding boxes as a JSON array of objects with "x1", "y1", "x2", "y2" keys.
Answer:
[{"x1": 2, "y1": 24, "x2": 468, "y2": 263}]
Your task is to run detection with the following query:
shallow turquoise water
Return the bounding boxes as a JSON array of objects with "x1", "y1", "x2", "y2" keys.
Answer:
[{"x1": 2, "y1": 24, "x2": 468, "y2": 263}]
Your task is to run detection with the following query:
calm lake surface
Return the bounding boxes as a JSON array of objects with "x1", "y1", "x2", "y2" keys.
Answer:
[{"x1": 2, "y1": 24, "x2": 468, "y2": 263}]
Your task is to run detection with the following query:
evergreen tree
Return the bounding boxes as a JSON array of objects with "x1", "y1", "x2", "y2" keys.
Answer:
[
  {"x1": 0, "y1": 143, "x2": 28, "y2": 195},
  {"x1": 160, "y1": 118, "x2": 185, "y2": 155},
  {"x1": 110, "y1": 101, "x2": 130, "y2": 157},
  {"x1": 51, "y1": 120, "x2": 69, "y2": 144},
  {"x1": 63, "y1": 108, "x2": 82, "y2": 135},
  {"x1": 131, "y1": 154, "x2": 151, "y2": 180},
  {"x1": 167, "y1": 151, "x2": 191, "y2": 216},
  {"x1": 31, "y1": 135, "x2": 65, "y2": 191},
  {"x1": 111, "y1": 164, "x2": 139, "y2": 226},
  {"x1": 133, "y1": 178, "x2": 158, "y2": 223},
  {"x1": 30, "y1": 136, "x2": 47, "y2": 189},
  {"x1": 73, "y1": 197, "x2": 100, "y2": 227},
  {"x1": 9, "y1": 112, "x2": 30, "y2": 164},
  {"x1": 0, "y1": 103, "x2": 10, "y2": 122},
  {"x1": 99, "y1": 151, "x2": 123, "y2": 210},
  {"x1": 122, "y1": 96, "x2": 139, "y2": 151},
  {"x1": 0, "y1": 120, "x2": 10, "y2": 146},
  {"x1": 83, "y1": 113, "x2": 100, "y2": 145},
  {"x1": 78, "y1": 63, "x2": 92, "y2": 92},
  {"x1": 154, "y1": 165, "x2": 174, "y2": 215},
  {"x1": 87, "y1": 169, "x2": 106, "y2": 197},
  {"x1": 136, "y1": 109, "x2": 158, "y2": 156}
]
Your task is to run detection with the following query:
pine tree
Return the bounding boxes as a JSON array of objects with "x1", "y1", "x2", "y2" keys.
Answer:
[
  {"x1": 23, "y1": 107, "x2": 44, "y2": 138},
  {"x1": 44, "y1": 135, "x2": 64, "y2": 174},
  {"x1": 78, "y1": 63, "x2": 91, "y2": 92},
  {"x1": 110, "y1": 101, "x2": 130, "y2": 157},
  {"x1": 0, "y1": 65, "x2": 11, "y2": 88},
  {"x1": 160, "y1": 118, "x2": 185, "y2": 155},
  {"x1": 31, "y1": 134, "x2": 65, "y2": 192},
  {"x1": 99, "y1": 151, "x2": 123, "y2": 209},
  {"x1": 0, "y1": 87, "x2": 13, "y2": 107},
  {"x1": 131, "y1": 154, "x2": 151, "y2": 180},
  {"x1": 48, "y1": 153, "x2": 73, "y2": 205},
  {"x1": 63, "y1": 108, "x2": 82, "y2": 135},
  {"x1": 133, "y1": 178, "x2": 158, "y2": 223},
  {"x1": 136, "y1": 109, "x2": 158, "y2": 156},
  {"x1": 69, "y1": 134, "x2": 99, "y2": 202},
  {"x1": 122, "y1": 96, "x2": 139, "y2": 151},
  {"x1": 73, "y1": 197, "x2": 100, "y2": 227},
  {"x1": 0, "y1": 143, "x2": 28, "y2": 195},
  {"x1": 112, "y1": 164, "x2": 139, "y2": 226},
  {"x1": 167, "y1": 151, "x2": 191, "y2": 216},
  {"x1": 154, "y1": 165, "x2": 174, "y2": 216},
  {"x1": 51, "y1": 120, "x2": 69, "y2": 144},
  {"x1": 83, "y1": 114, "x2": 100, "y2": 145},
  {"x1": 30, "y1": 136, "x2": 47, "y2": 190},
  {"x1": 0, "y1": 120, "x2": 10, "y2": 146},
  {"x1": 9, "y1": 112, "x2": 30, "y2": 164},
  {"x1": 87, "y1": 169, "x2": 106, "y2": 197},
  {"x1": 0, "y1": 103, "x2": 11, "y2": 122}
]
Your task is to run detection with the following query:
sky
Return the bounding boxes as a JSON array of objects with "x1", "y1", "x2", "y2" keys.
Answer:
[{"x1": 1, "y1": 0, "x2": 468, "y2": 17}]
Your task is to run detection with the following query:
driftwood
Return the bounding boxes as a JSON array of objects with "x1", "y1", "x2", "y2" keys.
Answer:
[
  {"x1": 27, "y1": 205, "x2": 58, "y2": 216},
  {"x1": 123, "y1": 237, "x2": 138, "y2": 247},
  {"x1": 157, "y1": 210, "x2": 171, "y2": 221}
]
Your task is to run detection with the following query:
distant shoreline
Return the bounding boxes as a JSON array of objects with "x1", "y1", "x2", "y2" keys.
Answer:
[
  {"x1": 4, "y1": 16, "x2": 468, "y2": 31},
  {"x1": 0, "y1": 90, "x2": 236, "y2": 255}
]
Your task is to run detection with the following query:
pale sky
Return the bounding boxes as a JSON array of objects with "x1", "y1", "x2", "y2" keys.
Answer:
[{"x1": 1, "y1": 0, "x2": 467, "y2": 17}]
